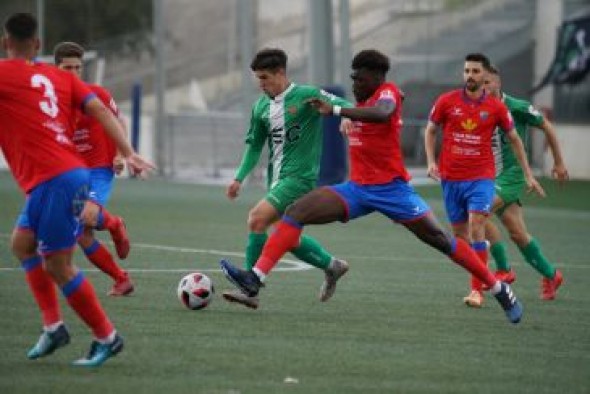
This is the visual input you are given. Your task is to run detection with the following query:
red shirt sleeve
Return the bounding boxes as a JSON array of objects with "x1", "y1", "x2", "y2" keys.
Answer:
[
  {"x1": 429, "y1": 95, "x2": 446, "y2": 125},
  {"x1": 94, "y1": 85, "x2": 120, "y2": 117},
  {"x1": 71, "y1": 75, "x2": 96, "y2": 112}
]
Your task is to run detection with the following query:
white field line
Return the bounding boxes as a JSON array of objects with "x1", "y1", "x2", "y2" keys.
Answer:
[{"x1": 0, "y1": 233, "x2": 587, "y2": 271}]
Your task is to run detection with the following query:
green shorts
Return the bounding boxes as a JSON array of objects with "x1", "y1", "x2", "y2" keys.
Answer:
[
  {"x1": 265, "y1": 177, "x2": 316, "y2": 214},
  {"x1": 494, "y1": 167, "x2": 526, "y2": 217}
]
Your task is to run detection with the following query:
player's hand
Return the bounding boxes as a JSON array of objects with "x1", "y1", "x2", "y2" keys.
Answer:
[
  {"x1": 552, "y1": 162, "x2": 569, "y2": 186},
  {"x1": 339, "y1": 118, "x2": 354, "y2": 135},
  {"x1": 124, "y1": 153, "x2": 155, "y2": 179},
  {"x1": 526, "y1": 175, "x2": 546, "y2": 197},
  {"x1": 306, "y1": 98, "x2": 333, "y2": 115},
  {"x1": 427, "y1": 163, "x2": 440, "y2": 182},
  {"x1": 113, "y1": 155, "x2": 125, "y2": 175},
  {"x1": 226, "y1": 180, "x2": 241, "y2": 200}
]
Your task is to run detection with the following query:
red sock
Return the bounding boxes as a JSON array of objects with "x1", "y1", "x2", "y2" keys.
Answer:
[
  {"x1": 471, "y1": 247, "x2": 488, "y2": 291},
  {"x1": 449, "y1": 238, "x2": 495, "y2": 290},
  {"x1": 62, "y1": 272, "x2": 114, "y2": 339},
  {"x1": 83, "y1": 240, "x2": 126, "y2": 282},
  {"x1": 98, "y1": 207, "x2": 117, "y2": 231},
  {"x1": 254, "y1": 217, "x2": 302, "y2": 275},
  {"x1": 22, "y1": 256, "x2": 61, "y2": 326}
]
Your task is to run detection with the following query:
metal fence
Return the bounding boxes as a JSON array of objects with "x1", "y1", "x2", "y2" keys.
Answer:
[{"x1": 166, "y1": 111, "x2": 429, "y2": 184}]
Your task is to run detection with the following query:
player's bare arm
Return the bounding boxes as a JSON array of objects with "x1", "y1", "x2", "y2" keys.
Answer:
[
  {"x1": 307, "y1": 97, "x2": 394, "y2": 123},
  {"x1": 424, "y1": 121, "x2": 440, "y2": 181},
  {"x1": 537, "y1": 119, "x2": 569, "y2": 184},
  {"x1": 505, "y1": 128, "x2": 545, "y2": 197},
  {"x1": 85, "y1": 98, "x2": 155, "y2": 177}
]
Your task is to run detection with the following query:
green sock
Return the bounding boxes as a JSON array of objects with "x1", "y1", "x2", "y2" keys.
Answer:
[
  {"x1": 290, "y1": 234, "x2": 332, "y2": 270},
  {"x1": 519, "y1": 238, "x2": 556, "y2": 278},
  {"x1": 244, "y1": 232, "x2": 267, "y2": 270},
  {"x1": 490, "y1": 241, "x2": 511, "y2": 271}
]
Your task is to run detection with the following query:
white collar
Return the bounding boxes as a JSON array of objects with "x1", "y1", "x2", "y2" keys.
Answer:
[{"x1": 272, "y1": 83, "x2": 295, "y2": 102}]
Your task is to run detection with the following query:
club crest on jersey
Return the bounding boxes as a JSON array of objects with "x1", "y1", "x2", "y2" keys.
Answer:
[
  {"x1": 479, "y1": 111, "x2": 489, "y2": 120},
  {"x1": 461, "y1": 118, "x2": 477, "y2": 132},
  {"x1": 287, "y1": 105, "x2": 298, "y2": 115}
]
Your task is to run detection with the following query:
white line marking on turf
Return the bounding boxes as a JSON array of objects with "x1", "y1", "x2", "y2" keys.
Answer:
[
  {"x1": 0, "y1": 233, "x2": 311, "y2": 273},
  {"x1": 0, "y1": 233, "x2": 588, "y2": 270}
]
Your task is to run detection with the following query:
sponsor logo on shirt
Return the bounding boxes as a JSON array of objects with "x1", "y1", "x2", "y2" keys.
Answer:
[{"x1": 460, "y1": 118, "x2": 478, "y2": 132}]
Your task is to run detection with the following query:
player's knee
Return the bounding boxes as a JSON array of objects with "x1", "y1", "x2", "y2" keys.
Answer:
[
  {"x1": 509, "y1": 230, "x2": 529, "y2": 247},
  {"x1": 426, "y1": 229, "x2": 453, "y2": 254},
  {"x1": 10, "y1": 231, "x2": 36, "y2": 260},
  {"x1": 77, "y1": 231, "x2": 95, "y2": 249},
  {"x1": 247, "y1": 213, "x2": 270, "y2": 232}
]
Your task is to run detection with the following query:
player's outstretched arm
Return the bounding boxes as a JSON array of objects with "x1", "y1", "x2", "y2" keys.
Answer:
[
  {"x1": 538, "y1": 119, "x2": 569, "y2": 184},
  {"x1": 505, "y1": 129, "x2": 545, "y2": 197},
  {"x1": 85, "y1": 98, "x2": 155, "y2": 177},
  {"x1": 424, "y1": 121, "x2": 440, "y2": 181},
  {"x1": 307, "y1": 97, "x2": 394, "y2": 123}
]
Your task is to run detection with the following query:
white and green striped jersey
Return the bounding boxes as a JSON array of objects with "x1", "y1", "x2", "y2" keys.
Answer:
[
  {"x1": 492, "y1": 93, "x2": 544, "y2": 177},
  {"x1": 245, "y1": 83, "x2": 351, "y2": 187}
]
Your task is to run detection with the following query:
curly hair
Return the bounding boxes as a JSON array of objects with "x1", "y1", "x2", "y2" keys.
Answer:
[
  {"x1": 351, "y1": 49, "x2": 390, "y2": 75},
  {"x1": 4, "y1": 13, "x2": 37, "y2": 41}
]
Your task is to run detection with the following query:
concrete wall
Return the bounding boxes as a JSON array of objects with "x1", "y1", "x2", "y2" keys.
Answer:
[{"x1": 543, "y1": 124, "x2": 590, "y2": 180}]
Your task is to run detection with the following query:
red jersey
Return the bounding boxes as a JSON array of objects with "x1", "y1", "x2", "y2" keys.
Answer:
[
  {"x1": 429, "y1": 89, "x2": 514, "y2": 181},
  {"x1": 72, "y1": 84, "x2": 120, "y2": 168},
  {"x1": 348, "y1": 82, "x2": 410, "y2": 185},
  {"x1": 0, "y1": 59, "x2": 93, "y2": 193}
]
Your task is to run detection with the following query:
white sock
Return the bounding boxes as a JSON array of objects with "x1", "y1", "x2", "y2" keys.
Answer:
[
  {"x1": 97, "y1": 330, "x2": 117, "y2": 345},
  {"x1": 252, "y1": 267, "x2": 266, "y2": 283},
  {"x1": 44, "y1": 321, "x2": 64, "y2": 333},
  {"x1": 490, "y1": 281, "x2": 502, "y2": 295}
]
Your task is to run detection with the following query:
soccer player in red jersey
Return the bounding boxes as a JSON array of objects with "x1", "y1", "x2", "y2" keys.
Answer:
[
  {"x1": 220, "y1": 49, "x2": 523, "y2": 324},
  {"x1": 424, "y1": 53, "x2": 545, "y2": 308},
  {"x1": 0, "y1": 13, "x2": 153, "y2": 366},
  {"x1": 53, "y1": 41, "x2": 133, "y2": 296}
]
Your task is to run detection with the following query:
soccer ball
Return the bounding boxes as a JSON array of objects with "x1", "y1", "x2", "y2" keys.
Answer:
[{"x1": 177, "y1": 272, "x2": 214, "y2": 310}]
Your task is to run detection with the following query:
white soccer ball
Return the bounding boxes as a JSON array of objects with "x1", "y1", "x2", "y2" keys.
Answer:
[{"x1": 177, "y1": 272, "x2": 214, "y2": 310}]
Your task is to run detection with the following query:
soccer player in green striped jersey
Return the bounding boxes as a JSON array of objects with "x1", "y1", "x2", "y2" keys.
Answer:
[
  {"x1": 483, "y1": 65, "x2": 569, "y2": 300},
  {"x1": 222, "y1": 48, "x2": 353, "y2": 309}
]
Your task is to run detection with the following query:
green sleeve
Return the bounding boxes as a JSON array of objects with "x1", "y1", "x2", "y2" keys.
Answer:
[
  {"x1": 317, "y1": 87, "x2": 354, "y2": 108},
  {"x1": 521, "y1": 102, "x2": 544, "y2": 128},
  {"x1": 234, "y1": 143, "x2": 263, "y2": 182},
  {"x1": 235, "y1": 104, "x2": 266, "y2": 182}
]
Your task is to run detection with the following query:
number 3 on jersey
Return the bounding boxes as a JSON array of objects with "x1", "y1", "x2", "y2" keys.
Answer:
[{"x1": 31, "y1": 74, "x2": 59, "y2": 118}]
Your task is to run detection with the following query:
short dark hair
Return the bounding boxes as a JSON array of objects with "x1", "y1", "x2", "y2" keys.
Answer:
[
  {"x1": 250, "y1": 48, "x2": 288, "y2": 71},
  {"x1": 54, "y1": 41, "x2": 84, "y2": 65},
  {"x1": 4, "y1": 13, "x2": 38, "y2": 41},
  {"x1": 465, "y1": 52, "x2": 491, "y2": 69},
  {"x1": 351, "y1": 49, "x2": 390, "y2": 75}
]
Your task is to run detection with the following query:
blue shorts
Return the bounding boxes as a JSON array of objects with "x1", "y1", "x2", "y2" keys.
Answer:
[
  {"x1": 88, "y1": 167, "x2": 115, "y2": 206},
  {"x1": 441, "y1": 179, "x2": 495, "y2": 224},
  {"x1": 328, "y1": 178, "x2": 431, "y2": 222},
  {"x1": 16, "y1": 168, "x2": 89, "y2": 255}
]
